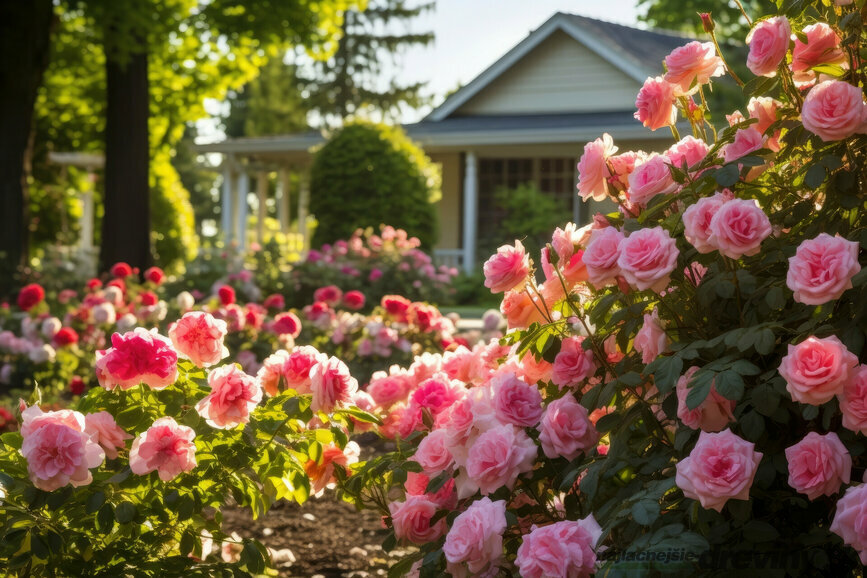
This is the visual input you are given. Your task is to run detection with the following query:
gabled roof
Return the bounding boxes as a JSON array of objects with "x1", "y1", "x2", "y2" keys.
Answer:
[{"x1": 425, "y1": 12, "x2": 692, "y2": 122}]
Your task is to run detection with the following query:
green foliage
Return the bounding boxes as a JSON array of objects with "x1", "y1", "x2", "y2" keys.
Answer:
[
  {"x1": 638, "y1": 0, "x2": 774, "y2": 36},
  {"x1": 151, "y1": 148, "x2": 199, "y2": 272},
  {"x1": 309, "y1": 122, "x2": 441, "y2": 248},
  {"x1": 484, "y1": 183, "x2": 565, "y2": 266}
]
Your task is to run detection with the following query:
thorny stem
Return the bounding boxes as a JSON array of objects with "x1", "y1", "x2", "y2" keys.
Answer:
[
  {"x1": 669, "y1": 123, "x2": 681, "y2": 142},
  {"x1": 524, "y1": 285, "x2": 552, "y2": 324},
  {"x1": 732, "y1": 0, "x2": 752, "y2": 27},
  {"x1": 709, "y1": 28, "x2": 744, "y2": 87}
]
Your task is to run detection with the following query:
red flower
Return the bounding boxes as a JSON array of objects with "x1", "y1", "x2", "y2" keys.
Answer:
[
  {"x1": 107, "y1": 278, "x2": 126, "y2": 293},
  {"x1": 263, "y1": 294, "x2": 285, "y2": 310},
  {"x1": 17, "y1": 283, "x2": 45, "y2": 311},
  {"x1": 218, "y1": 285, "x2": 236, "y2": 306},
  {"x1": 381, "y1": 295, "x2": 411, "y2": 320},
  {"x1": 343, "y1": 290, "x2": 366, "y2": 310},
  {"x1": 86, "y1": 278, "x2": 103, "y2": 291},
  {"x1": 53, "y1": 327, "x2": 79, "y2": 348},
  {"x1": 272, "y1": 312, "x2": 302, "y2": 337},
  {"x1": 144, "y1": 266, "x2": 165, "y2": 285},
  {"x1": 139, "y1": 291, "x2": 158, "y2": 307},
  {"x1": 110, "y1": 262, "x2": 133, "y2": 278},
  {"x1": 69, "y1": 376, "x2": 86, "y2": 395}
]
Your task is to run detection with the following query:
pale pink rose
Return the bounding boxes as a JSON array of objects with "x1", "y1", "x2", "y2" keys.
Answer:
[
  {"x1": 196, "y1": 364, "x2": 263, "y2": 429},
  {"x1": 840, "y1": 365, "x2": 867, "y2": 434},
  {"x1": 727, "y1": 110, "x2": 747, "y2": 126},
  {"x1": 84, "y1": 411, "x2": 132, "y2": 460},
  {"x1": 627, "y1": 154, "x2": 679, "y2": 207},
  {"x1": 608, "y1": 150, "x2": 645, "y2": 189},
  {"x1": 787, "y1": 233, "x2": 860, "y2": 305},
  {"x1": 309, "y1": 356, "x2": 358, "y2": 413},
  {"x1": 551, "y1": 222, "x2": 584, "y2": 265},
  {"x1": 368, "y1": 371, "x2": 412, "y2": 408},
  {"x1": 414, "y1": 429, "x2": 454, "y2": 475},
  {"x1": 443, "y1": 497, "x2": 507, "y2": 576},
  {"x1": 551, "y1": 336, "x2": 595, "y2": 388},
  {"x1": 129, "y1": 416, "x2": 197, "y2": 481},
  {"x1": 682, "y1": 192, "x2": 730, "y2": 253},
  {"x1": 746, "y1": 16, "x2": 791, "y2": 76},
  {"x1": 442, "y1": 345, "x2": 476, "y2": 383},
  {"x1": 616, "y1": 227, "x2": 679, "y2": 292},
  {"x1": 664, "y1": 41, "x2": 725, "y2": 95},
  {"x1": 801, "y1": 80, "x2": 867, "y2": 142},
  {"x1": 675, "y1": 429, "x2": 763, "y2": 512},
  {"x1": 408, "y1": 352, "x2": 444, "y2": 385},
  {"x1": 667, "y1": 136, "x2": 710, "y2": 173},
  {"x1": 576, "y1": 133, "x2": 617, "y2": 201},
  {"x1": 676, "y1": 367, "x2": 736, "y2": 432},
  {"x1": 538, "y1": 394, "x2": 599, "y2": 460},
  {"x1": 707, "y1": 198, "x2": 772, "y2": 259},
  {"x1": 792, "y1": 23, "x2": 847, "y2": 78},
  {"x1": 306, "y1": 441, "x2": 360, "y2": 497},
  {"x1": 491, "y1": 372, "x2": 543, "y2": 427},
  {"x1": 464, "y1": 424, "x2": 537, "y2": 495},
  {"x1": 831, "y1": 484, "x2": 867, "y2": 564},
  {"x1": 634, "y1": 76, "x2": 677, "y2": 131},
  {"x1": 583, "y1": 227, "x2": 624, "y2": 287},
  {"x1": 779, "y1": 335, "x2": 858, "y2": 405},
  {"x1": 438, "y1": 397, "x2": 476, "y2": 448},
  {"x1": 95, "y1": 328, "x2": 178, "y2": 391},
  {"x1": 500, "y1": 289, "x2": 544, "y2": 330},
  {"x1": 483, "y1": 240, "x2": 530, "y2": 294},
  {"x1": 634, "y1": 309, "x2": 668, "y2": 364},
  {"x1": 723, "y1": 127, "x2": 765, "y2": 163},
  {"x1": 388, "y1": 494, "x2": 446, "y2": 545},
  {"x1": 785, "y1": 431, "x2": 851, "y2": 500},
  {"x1": 168, "y1": 311, "x2": 229, "y2": 368},
  {"x1": 516, "y1": 516, "x2": 602, "y2": 578}
]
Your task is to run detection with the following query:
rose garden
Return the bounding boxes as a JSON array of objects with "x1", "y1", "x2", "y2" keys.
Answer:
[{"x1": 3, "y1": 0, "x2": 867, "y2": 576}]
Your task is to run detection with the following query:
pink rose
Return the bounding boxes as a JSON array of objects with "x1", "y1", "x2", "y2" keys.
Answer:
[
  {"x1": 746, "y1": 16, "x2": 791, "y2": 76},
  {"x1": 405, "y1": 471, "x2": 457, "y2": 510},
  {"x1": 608, "y1": 150, "x2": 645, "y2": 189},
  {"x1": 271, "y1": 312, "x2": 302, "y2": 337},
  {"x1": 168, "y1": 311, "x2": 228, "y2": 368},
  {"x1": 464, "y1": 424, "x2": 537, "y2": 495},
  {"x1": 583, "y1": 227, "x2": 624, "y2": 287},
  {"x1": 538, "y1": 394, "x2": 599, "y2": 460},
  {"x1": 414, "y1": 429, "x2": 454, "y2": 475},
  {"x1": 676, "y1": 367, "x2": 736, "y2": 432},
  {"x1": 515, "y1": 516, "x2": 602, "y2": 578},
  {"x1": 388, "y1": 494, "x2": 446, "y2": 545},
  {"x1": 722, "y1": 127, "x2": 765, "y2": 163},
  {"x1": 342, "y1": 290, "x2": 366, "y2": 310},
  {"x1": 785, "y1": 431, "x2": 851, "y2": 500},
  {"x1": 682, "y1": 192, "x2": 730, "y2": 253},
  {"x1": 616, "y1": 227, "x2": 679, "y2": 292},
  {"x1": 196, "y1": 364, "x2": 263, "y2": 429},
  {"x1": 627, "y1": 154, "x2": 679, "y2": 207},
  {"x1": 284, "y1": 346, "x2": 327, "y2": 393},
  {"x1": 840, "y1": 365, "x2": 867, "y2": 434},
  {"x1": 309, "y1": 356, "x2": 358, "y2": 413},
  {"x1": 675, "y1": 429, "x2": 763, "y2": 512},
  {"x1": 634, "y1": 309, "x2": 668, "y2": 364},
  {"x1": 576, "y1": 133, "x2": 617, "y2": 201},
  {"x1": 787, "y1": 233, "x2": 860, "y2": 305},
  {"x1": 443, "y1": 497, "x2": 507, "y2": 576},
  {"x1": 437, "y1": 397, "x2": 475, "y2": 448},
  {"x1": 95, "y1": 328, "x2": 178, "y2": 391},
  {"x1": 831, "y1": 484, "x2": 867, "y2": 564},
  {"x1": 84, "y1": 411, "x2": 132, "y2": 460},
  {"x1": 551, "y1": 336, "x2": 595, "y2": 388},
  {"x1": 313, "y1": 285, "x2": 343, "y2": 305},
  {"x1": 129, "y1": 416, "x2": 197, "y2": 481},
  {"x1": 779, "y1": 335, "x2": 858, "y2": 405},
  {"x1": 491, "y1": 372, "x2": 543, "y2": 427},
  {"x1": 410, "y1": 373, "x2": 464, "y2": 417},
  {"x1": 634, "y1": 76, "x2": 677, "y2": 131},
  {"x1": 551, "y1": 222, "x2": 583, "y2": 265},
  {"x1": 667, "y1": 136, "x2": 710, "y2": 173},
  {"x1": 801, "y1": 80, "x2": 867, "y2": 142},
  {"x1": 663, "y1": 41, "x2": 725, "y2": 95},
  {"x1": 368, "y1": 371, "x2": 412, "y2": 408},
  {"x1": 519, "y1": 353, "x2": 553, "y2": 384},
  {"x1": 483, "y1": 241, "x2": 530, "y2": 294},
  {"x1": 747, "y1": 97, "x2": 782, "y2": 135},
  {"x1": 707, "y1": 198, "x2": 772, "y2": 259},
  {"x1": 792, "y1": 23, "x2": 846, "y2": 79}
]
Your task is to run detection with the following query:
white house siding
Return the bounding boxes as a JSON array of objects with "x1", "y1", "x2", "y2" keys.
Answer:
[
  {"x1": 430, "y1": 152, "x2": 462, "y2": 251},
  {"x1": 455, "y1": 30, "x2": 642, "y2": 116}
]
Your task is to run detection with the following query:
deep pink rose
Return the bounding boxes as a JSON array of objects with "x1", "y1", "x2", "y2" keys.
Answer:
[
  {"x1": 667, "y1": 136, "x2": 710, "y2": 173},
  {"x1": 676, "y1": 366, "x2": 736, "y2": 432},
  {"x1": 169, "y1": 311, "x2": 228, "y2": 368},
  {"x1": 342, "y1": 290, "x2": 366, "y2": 310},
  {"x1": 634, "y1": 309, "x2": 668, "y2": 364},
  {"x1": 792, "y1": 23, "x2": 846, "y2": 79},
  {"x1": 443, "y1": 497, "x2": 507, "y2": 576},
  {"x1": 538, "y1": 394, "x2": 599, "y2": 460},
  {"x1": 313, "y1": 285, "x2": 343, "y2": 305},
  {"x1": 787, "y1": 233, "x2": 860, "y2": 305},
  {"x1": 746, "y1": 16, "x2": 791, "y2": 76},
  {"x1": 491, "y1": 372, "x2": 543, "y2": 427},
  {"x1": 682, "y1": 192, "x2": 730, "y2": 253},
  {"x1": 388, "y1": 495, "x2": 446, "y2": 545},
  {"x1": 576, "y1": 133, "x2": 617, "y2": 201},
  {"x1": 634, "y1": 76, "x2": 677, "y2": 131},
  {"x1": 551, "y1": 336, "x2": 595, "y2": 388},
  {"x1": 779, "y1": 335, "x2": 858, "y2": 405},
  {"x1": 616, "y1": 227, "x2": 679, "y2": 292},
  {"x1": 84, "y1": 411, "x2": 132, "y2": 460},
  {"x1": 414, "y1": 429, "x2": 455, "y2": 475},
  {"x1": 483, "y1": 241, "x2": 530, "y2": 294},
  {"x1": 271, "y1": 312, "x2": 302, "y2": 337},
  {"x1": 583, "y1": 227, "x2": 624, "y2": 287},
  {"x1": 801, "y1": 80, "x2": 867, "y2": 142},
  {"x1": 786, "y1": 431, "x2": 851, "y2": 500},
  {"x1": 516, "y1": 516, "x2": 602, "y2": 578},
  {"x1": 464, "y1": 424, "x2": 537, "y2": 495},
  {"x1": 663, "y1": 41, "x2": 725, "y2": 95},
  {"x1": 675, "y1": 429, "x2": 763, "y2": 512},
  {"x1": 831, "y1": 484, "x2": 867, "y2": 564},
  {"x1": 309, "y1": 356, "x2": 358, "y2": 413},
  {"x1": 196, "y1": 364, "x2": 263, "y2": 429},
  {"x1": 707, "y1": 198, "x2": 772, "y2": 259},
  {"x1": 410, "y1": 374, "x2": 464, "y2": 417},
  {"x1": 95, "y1": 328, "x2": 179, "y2": 391},
  {"x1": 840, "y1": 365, "x2": 867, "y2": 434},
  {"x1": 129, "y1": 417, "x2": 197, "y2": 481},
  {"x1": 627, "y1": 154, "x2": 679, "y2": 207}
]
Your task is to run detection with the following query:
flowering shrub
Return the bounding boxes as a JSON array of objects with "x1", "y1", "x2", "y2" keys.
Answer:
[{"x1": 339, "y1": 3, "x2": 867, "y2": 575}]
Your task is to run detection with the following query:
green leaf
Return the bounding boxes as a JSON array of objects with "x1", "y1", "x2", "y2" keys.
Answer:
[
  {"x1": 425, "y1": 471, "x2": 451, "y2": 494},
  {"x1": 765, "y1": 286, "x2": 786, "y2": 310},
  {"x1": 649, "y1": 355, "x2": 683, "y2": 394},
  {"x1": 715, "y1": 164, "x2": 740, "y2": 187},
  {"x1": 686, "y1": 371, "x2": 714, "y2": 410},
  {"x1": 97, "y1": 503, "x2": 114, "y2": 534},
  {"x1": 804, "y1": 164, "x2": 827, "y2": 189},
  {"x1": 715, "y1": 370, "x2": 745, "y2": 401},
  {"x1": 631, "y1": 500, "x2": 660, "y2": 526},
  {"x1": 115, "y1": 501, "x2": 137, "y2": 524},
  {"x1": 743, "y1": 520, "x2": 780, "y2": 542},
  {"x1": 754, "y1": 328, "x2": 776, "y2": 355},
  {"x1": 740, "y1": 411, "x2": 765, "y2": 441},
  {"x1": 30, "y1": 532, "x2": 48, "y2": 560},
  {"x1": 731, "y1": 360, "x2": 761, "y2": 376}
]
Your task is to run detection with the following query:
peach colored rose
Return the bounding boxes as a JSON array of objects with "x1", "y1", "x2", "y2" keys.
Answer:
[
  {"x1": 840, "y1": 365, "x2": 867, "y2": 434},
  {"x1": 664, "y1": 41, "x2": 725, "y2": 95},
  {"x1": 388, "y1": 494, "x2": 446, "y2": 545},
  {"x1": 196, "y1": 364, "x2": 263, "y2": 429},
  {"x1": 576, "y1": 133, "x2": 617, "y2": 201},
  {"x1": 627, "y1": 154, "x2": 679, "y2": 207},
  {"x1": 516, "y1": 516, "x2": 602, "y2": 578},
  {"x1": 84, "y1": 411, "x2": 132, "y2": 460},
  {"x1": 785, "y1": 431, "x2": 851, "y2": 500},
  {"x1": 500, "y1": 290, "x2": 544, "y2": 330},
  {"x1": 443, "y1": 497, "x2": 507, "y2": 576},
  {"x1": 779, "y1": 335, "x2": 858, "y2": 405},
  {"x1": 748, "y1": 96, "x2": 783, "y2": 150},
  {"x1": 831, "y1": 484, "x2": 867, "y2": 564},
  {"x1": 169, "y1": 311, "x2": 228, "y2": 368},
  {"x1": 129, "y1": 416, "x2": 197, "y2": 481},
  {"x1": 519, "y1": 351, "x2": 553, "y2": 384},
  {"x1": 634, "y1": 76, "x2": 677, "y2": 131},
  {"x1": 746, "y1": 16, "x2": 791, "y2": 76},
  {"x1": 792, "y1": 23, "x2": 847, "y2": 79},
  {"x1": 464, "y1": 424, "x2": 537, "y2": 495},
  {"x1": 707, "y1": 198, "x2": 772, "y2": 259},
  {"x1": 682, "y1": 192, "x2": 730, "y2": 253},
  {"x1": 634, "y1": 309, "x2": 668, "y2": 364},
  {"x1": 583, "y1": 226, "x2": 624, "y2": 287},
  {"x1": 305, "y1": 441, "x2": 359, "y2": 497},
  {"x1": 801, "y1": 80, "x2": 867, "y2": 142},
  {"x1": 483, "y1": 240, "x2": 530, "y2": 294},
  {"x1": 616, "y1": 227, "x2": 679, "y2": 292},
  {"x1": 676, "y1": 367, "x2": 736, "y2": 432},
  {"x1": 787, "y1": 233, "x2": 860, "y2": 305},
  {"x1": 675, "y1": 429, "x2": 762, "y2": 512},
  {"x1": 538, "y1": 394, "x2": 599, "y2": 460}
]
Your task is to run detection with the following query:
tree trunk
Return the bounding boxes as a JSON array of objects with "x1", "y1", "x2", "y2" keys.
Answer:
[
  {"x1": 100, "y1": 48, "x2": 152, "y2": 272},
  {"x1": 0, "y1": 0, "x2": 54, "y2": 295}
]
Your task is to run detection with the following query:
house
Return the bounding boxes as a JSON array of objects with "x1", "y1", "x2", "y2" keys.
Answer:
[{"x1": 197, "y1": 12, "x2": 692, "y2": 272}]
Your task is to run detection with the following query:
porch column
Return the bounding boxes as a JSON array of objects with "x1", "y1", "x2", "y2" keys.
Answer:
[
  {"x1": 298, "y1": 171, "x2": 310, "y2": 250},
  {"x1": 256, "y1": 169, "x2": 268, "y2": 245},
  {"x1": 221, "y1": 156, "x2": 236, "y2": 242},
  {"x1": 79, "y1": 189, "x2": 94, "y2": 252},
  {"x1": 278, "y1": 167, "x2": 291, "y2": 235},
  {"x1": 236, "y1": 170, "x2": 250, "y2": 251},
  {"x1": 462, "y1": 151, "x2": 478, "y2": 273}
]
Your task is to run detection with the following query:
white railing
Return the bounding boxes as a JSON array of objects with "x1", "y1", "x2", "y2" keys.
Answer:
[{"x1": 433, "y1": 249, "x2": 465, "y2": 271}]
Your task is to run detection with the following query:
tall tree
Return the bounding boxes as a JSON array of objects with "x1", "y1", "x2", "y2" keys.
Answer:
[
  {"x1": 0, "y1": 1, "x2": 54, "y2": 293},
  {"x1": 637, "y1": 0, "x2": 774, "y2": 37}
]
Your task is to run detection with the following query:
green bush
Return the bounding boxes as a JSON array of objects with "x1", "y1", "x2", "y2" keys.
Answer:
[
  {"x1": 150, "y1": 147, "x2": 199, "y2": 273},
  {"x1": 309, "y1": 121, "x2": 440, "y2": 248}
]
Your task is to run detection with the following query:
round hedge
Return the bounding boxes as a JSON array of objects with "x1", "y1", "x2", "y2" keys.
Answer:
[{"x1": 309, "y1": 121, "x2": 440, "y2": 248}]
